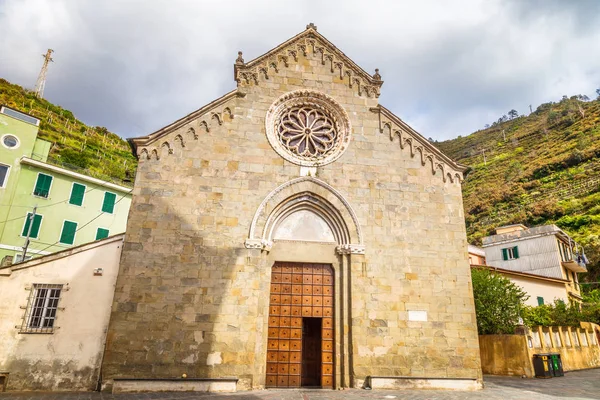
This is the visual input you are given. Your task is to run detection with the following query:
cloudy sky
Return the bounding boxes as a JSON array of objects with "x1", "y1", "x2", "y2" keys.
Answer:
[{"x1": 1, "y1": 0, "x2": 599, "y2": 141}]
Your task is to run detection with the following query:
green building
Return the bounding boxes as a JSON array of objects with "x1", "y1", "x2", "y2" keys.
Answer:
[{"x1": 0, "y1": 105, "x2": 132, "y2": 263}]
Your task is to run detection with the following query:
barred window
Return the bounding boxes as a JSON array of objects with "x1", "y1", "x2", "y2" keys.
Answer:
[{"x1": 20, "y1": 284, "x2": 63, "y2": 333}]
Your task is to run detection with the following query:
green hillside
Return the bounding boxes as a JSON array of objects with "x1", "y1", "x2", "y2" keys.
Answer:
[
  {"x1": 0, "y1": 78, "x2": 136, "y2": 186},
  {"x1": 438, "y1": 95, "x2": 600, "y2": 283}
]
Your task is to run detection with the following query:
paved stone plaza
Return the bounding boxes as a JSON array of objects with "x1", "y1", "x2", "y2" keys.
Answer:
[{"x1": 1, "y1": 369, "x2": 599, "y2": 400}]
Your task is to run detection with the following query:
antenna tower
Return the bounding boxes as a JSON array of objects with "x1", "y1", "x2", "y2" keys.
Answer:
[{"x1": 34, "y1": 49, "x2": 54, "y2": 98}]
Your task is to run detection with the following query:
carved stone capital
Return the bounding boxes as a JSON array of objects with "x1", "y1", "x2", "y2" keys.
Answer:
[
  {"x1": 335, "y1": 244, "x2": 366, "y2": 255},
  {"x1": 244, "y1": 239, "x2": 273, "y2": 252}
]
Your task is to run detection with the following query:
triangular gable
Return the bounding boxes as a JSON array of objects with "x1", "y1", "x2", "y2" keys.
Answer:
[
  {"x1": 372, "y1": 105, "x2": 468, "y2": 182},
  {"x1": 234, "y1": 23, "x2": 383, "y2": 98},
  {"x1": 129, "y1": 23, "x2": 467, "y2": 182}
]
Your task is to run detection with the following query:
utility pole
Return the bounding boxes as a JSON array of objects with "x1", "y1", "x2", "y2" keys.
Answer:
[
  {"x1": 481, "y1": 149, "x2": 487, "y2": 166},
  {"x1": 502, "y1": 129, "x2": 506, "y2": 141},
  {"x1": 21, "y1": 206, "x2": 37, "y2": 262},
  {"x1": 529, "y1": 104, "x2": 533, "y2": 114},
  {"x1": 34, "y1": 49, "x2": 54, "y2": 98}
]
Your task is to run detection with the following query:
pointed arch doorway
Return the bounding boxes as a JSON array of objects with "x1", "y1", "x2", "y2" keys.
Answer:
[{"x1": 247, "y1": 177, "x2": 365, "y2": 389}]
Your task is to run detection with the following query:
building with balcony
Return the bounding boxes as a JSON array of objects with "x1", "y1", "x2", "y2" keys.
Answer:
[{"x1": 482, "y1": 224, "x2": 587, "y2": 304}]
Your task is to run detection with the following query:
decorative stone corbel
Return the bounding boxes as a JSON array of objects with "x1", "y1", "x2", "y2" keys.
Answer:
[
  {"x1": 335, "y1": 244, "x2": 366, "y2": 255},
  {"x1": 244, "y1": 239, "x2": 273, "y2": 252}
]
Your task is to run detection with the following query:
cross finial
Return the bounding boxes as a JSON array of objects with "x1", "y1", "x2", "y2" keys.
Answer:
[
  {"x1": 236, "y1": 51, "x2": 244, "y2": 64},
  {"x1": 373, "y1": 68, "x2": 382, "y2": 80},
  {"x1": 306, "y1": 23, "x2": 317, "y2": 31}
]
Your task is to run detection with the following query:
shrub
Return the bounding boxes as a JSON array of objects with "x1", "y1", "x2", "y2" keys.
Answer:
[{"x1": 471, "y1": 268, "x2": 529, "y2": 334}]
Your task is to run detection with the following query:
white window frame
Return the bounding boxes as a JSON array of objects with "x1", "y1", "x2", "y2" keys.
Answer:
[
  {"x1": 19, "y1": 212, "x2": 44, "y2": 240},
  {"x1": 506, "y1": 247, "x2": 517, "y2": 260},
  {"x1": 1, "y1": 133, "x2": 20, "y2": 149},
  {"x1": 0, "y1": 163, "x2": 10, "y2": 188},
  {"x1": 96, "y1": 226, "x2": 110, "y2": 240},
  {"x1": 32, "y1": 172, "x2": 54, "y2": 199},
  {"x1": 68, "y1": 182, "x2": 87, "y2": 207},
  {"x1": 58, "y1": 219, "x2": 78, "y2": 245},
  {"x1": 20, "y1": 283, "x2": 63, "y2": 334}
]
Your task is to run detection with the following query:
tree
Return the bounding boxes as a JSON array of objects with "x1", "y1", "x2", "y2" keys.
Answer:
[
  {"x1": 596, "y1": 88, "x2": 600, "y2": 99},
  {"x1": 484, "y1": 124, "x2": 490, "y2": 129},
  {"x1": 575, "y1": 94, "x2": 590, "y2": 101},
  {"x1": 508, "y1": 109, "x2": 518, "y2": 119},
  {"x1": 471, "y1": 268, "x2": 529, "y2": 334}
]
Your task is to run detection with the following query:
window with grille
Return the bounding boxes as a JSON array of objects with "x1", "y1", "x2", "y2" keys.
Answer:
[
  {"x1": 102, "y1": 192, "x2": 116, "y2": 213},
  {"x1": 20, "y1": 284, "x2": 63, "y2": 333},
  {"x1": 33, "y1": 173, "x2": 53, "y2": 198},
  {"x1": 501, "y1": 246, "x2": 519, "y2": 260},
  {"x1": 69, "y1": 183, "x2": 86, "y2": 206}
]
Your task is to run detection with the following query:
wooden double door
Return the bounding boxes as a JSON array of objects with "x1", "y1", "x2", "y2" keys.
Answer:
[{"x1": 266, "y1": 262, "x2": 334, "y2": 388}]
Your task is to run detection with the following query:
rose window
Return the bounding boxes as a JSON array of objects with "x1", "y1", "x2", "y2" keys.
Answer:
[
  {"x1": 265, "y1": 90, "x2": 352, "y2": 166},
  {"x1": 277, "y1": 106, "x2": 337, "y2": 158}
]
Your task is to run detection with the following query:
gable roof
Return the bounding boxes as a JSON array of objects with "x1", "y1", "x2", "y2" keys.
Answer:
[
  {"x1": 129, "y1": 89, "x2": 241, "y2": 150},
  {"x1": 471, "y1": 264, "x2": 570, "y2": 284},
  {"x1": 128, "y1": 24, "x2": 466, "y2": 181},
  {"x1": 234, "y1": 23, "x2": 383, "y2": 97}
]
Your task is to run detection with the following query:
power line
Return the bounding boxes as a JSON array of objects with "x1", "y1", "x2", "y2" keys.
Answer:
[
  {"x1": 31, "y1": 189, "x2": 132, "y2": 255},
  {"x1": 0, "y1": 184, "x2": 125, "y2": 224}
]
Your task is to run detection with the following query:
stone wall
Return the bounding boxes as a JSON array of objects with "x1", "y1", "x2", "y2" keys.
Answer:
[{"x1": 102, "y1": 28, "x2": 482, "y2": 390}]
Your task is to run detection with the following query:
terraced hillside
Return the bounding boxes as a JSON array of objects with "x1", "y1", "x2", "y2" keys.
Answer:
[
  {"x1": 438, "y1": 95, "x2": 600, "y2": 282},
  {"x1": 0, "y1": 78, "x2": 136, "y2": 186}
]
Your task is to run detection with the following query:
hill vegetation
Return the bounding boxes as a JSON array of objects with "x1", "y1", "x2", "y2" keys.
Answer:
[
  {"x1": 438, "y1": 92, "x2": 600, "y2": 284},
  {"x1": 0, "y1": 78, "x2": 136, "y2": 186}
]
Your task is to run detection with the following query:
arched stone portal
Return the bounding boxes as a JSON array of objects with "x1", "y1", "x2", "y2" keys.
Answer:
[
  {"x1": 245, "y1": 176, "x2": 364, "y2": 255},
  {"x1": 247, "y1": 177, "x2": 364, "y2": 389}
]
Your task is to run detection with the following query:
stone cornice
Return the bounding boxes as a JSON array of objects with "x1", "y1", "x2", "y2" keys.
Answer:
[
  {"x1": 129, "y1": 89, "x2": 244, "y2": 154},
  {"x1": 234, "y1": 25, "x2": 383, "y2": 98},
  {"x1": 373, "y1": 105, "x2": 467, "y2": 183}
]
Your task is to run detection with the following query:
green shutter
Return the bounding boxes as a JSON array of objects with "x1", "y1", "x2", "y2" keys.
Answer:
[
  {"x1": 59, "y1": 221, "x2": 77, "y2": 245},
  {"x1": 502, "y1": 248, "x2": 508, "y2": 261},
  {"x1": 537, "y1": 296, "x2": 544, "y2": 306},
  {"x1": 102, "y1": 192, "x2": 116, "y2": 213},
  {"x1": 69, "y1": 183, "x2": 86, "y2": 206},
  {"x1": 22, "y1": 213, "x2": 43, "y2": 238},
  {"x1": 33, "y1": 174, "x2": 53, "y2": 198},
  {"x1": 96, "y1": 228, "x2": 109, "y2": 240},
  {"x1": 513, "y1": 246, "x2": 519, "y2": 259}
]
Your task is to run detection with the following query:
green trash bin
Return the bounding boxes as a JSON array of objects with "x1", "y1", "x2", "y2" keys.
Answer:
[
  {"x1": 532, "y1": 353, "x2": 554, "y2": 378},
  {"x1": 550, "y1": 353, "x2": 564, "y2": 377}
]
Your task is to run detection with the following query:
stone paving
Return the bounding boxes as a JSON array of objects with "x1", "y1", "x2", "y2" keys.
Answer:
[{"x1": 1, "y1": 369, "x2": 599, "y2": 400}]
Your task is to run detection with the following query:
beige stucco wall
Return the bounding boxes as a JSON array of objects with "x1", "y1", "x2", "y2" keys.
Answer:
[
  {"x1": 508, "y1": 275, "x2": 568, "y2": 306},
  {"x1": 0, "y1": 236, "x2": 123, "y2": 390},
  {"x1": 529, "y1": 326, "x2": 600, "y2": 372},
  {"x1": 480, "y1": 325, "x2": 600, "y2": 378},
  {"x1": 102, "y1": 31, "x2": 482, "y2": 391},
  {"x1": 478, "y1": 335, "x2": 533, "y2": 377}
]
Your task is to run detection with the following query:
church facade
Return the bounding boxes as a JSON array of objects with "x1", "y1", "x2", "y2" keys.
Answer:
[{"x1": 102, "y1": 24, "x2": 482, "y2": 392}]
